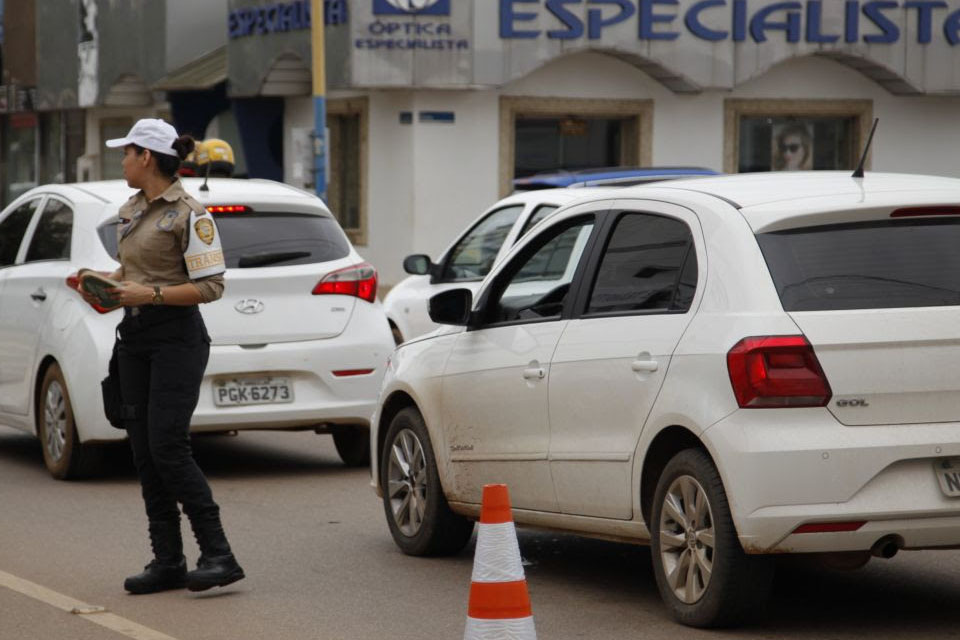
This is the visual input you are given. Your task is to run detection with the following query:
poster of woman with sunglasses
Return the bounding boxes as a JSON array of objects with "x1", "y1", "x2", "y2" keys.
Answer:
[{"x1": 772, "y1": 122, "x2": 814, "y2": 171}]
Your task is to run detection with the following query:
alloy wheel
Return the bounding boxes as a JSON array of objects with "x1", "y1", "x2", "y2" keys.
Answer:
[
  {"x1": 659, "y1": 474, "x2": 716, "y2": 604},
  {"x1": 43, "y1": 381, "x2": 68, "y2": 462},
  {"x1": 386, "y1": 428, "x2": 427, "y2": 537}
]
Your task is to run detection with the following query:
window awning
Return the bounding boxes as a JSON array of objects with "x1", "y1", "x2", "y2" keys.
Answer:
[{"x1": 153, "y1": 46, "x2": 226, "y2": 92}]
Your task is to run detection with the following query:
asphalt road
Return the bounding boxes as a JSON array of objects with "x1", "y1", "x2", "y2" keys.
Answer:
[{"x1": 2, "y1": 424, "x2": 960, "y2": 640}]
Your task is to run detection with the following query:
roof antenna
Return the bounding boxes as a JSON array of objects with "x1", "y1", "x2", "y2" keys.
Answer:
[
  {"x1": 852, "y1": 118, "x2": 879, "y2": 179},
  {"x1": 199, "y1": 156, "x2": 211, "y2": 192}
]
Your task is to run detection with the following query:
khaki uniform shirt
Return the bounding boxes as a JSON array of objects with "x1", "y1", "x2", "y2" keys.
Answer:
[{"x1": 116, "y1": 179, "x2": 225, "y2": 303}]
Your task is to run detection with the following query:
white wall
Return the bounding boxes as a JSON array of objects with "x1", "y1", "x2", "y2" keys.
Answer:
[
  {"x1": 364, "y1": 91, "x2": 417, "y2": 286},
  {"x1": 362, "y1": 51, "x2": 960, "y2": 286}
]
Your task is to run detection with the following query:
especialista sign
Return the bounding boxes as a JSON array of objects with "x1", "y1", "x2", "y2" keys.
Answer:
[{"x1": 500, "y1": 0, "x2": 960, "y2": 45}]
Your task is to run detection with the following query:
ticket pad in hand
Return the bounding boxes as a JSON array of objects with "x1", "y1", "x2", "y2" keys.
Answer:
[{"x1": 79, "y1": 269, "x2": 122, "y2": 310}]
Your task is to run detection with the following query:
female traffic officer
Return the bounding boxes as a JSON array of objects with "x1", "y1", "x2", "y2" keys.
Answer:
[{"x1": 82, "y1": 118, "x2": 244, "y2": 594}]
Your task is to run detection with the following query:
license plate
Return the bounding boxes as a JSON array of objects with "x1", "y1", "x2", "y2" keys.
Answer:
[
  {"x1": 213, "y1": 377, "x2": 293, "y2": 407},
  {"x1": 934, "y1": 458, "x2": 960, "y2": 497}
]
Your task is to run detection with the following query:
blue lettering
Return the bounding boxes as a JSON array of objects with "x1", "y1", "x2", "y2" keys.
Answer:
[
  {"x1": 268, "y1": 5, "x2": 280, "y2": 32},
  {"x1": 733, "y1": 0, "x2": 748, "y2": 41},
  {"x1": 237, "y1": 10, "x2": 253, "y2": 37},
  {"x1": 944, "y1": 7, "x2": 960, "y2": 44},
  {"x1": 685, "y1": 0, "x2": 727, "y2": 41},
  {"x1": 258, "y1": 8, "x2": 270, "y2": 34},
  {"x1": 750, "y1": 2, "x2": 802, "y2": 43},
  {"x1": 639, "y1": 0, "x2": 679, "y2": 41},
  {"x1": 845, "y1": 1, "x2": 860, "y2": 42},
  {"x1": 487, "y1": 0, "x2": 957, "y2": 45},
  {"x1": 547, "y1": 0, "x2": 584, "y2": 39},
  {"x1": 501, "y1": 0, "x2": 541, "y2": 38},
  {"x1": 862, "y1": 1, "x2": 900, "y2": 43},
  {"x1": 280, "y1": 5, "x2": 293, "y2": 31},
  {"x1": 228, "y1": 12, "x2": 240, "y2": 38},
  {"x1": 904, "y1": 1, "x2": 947, "y2": 44},
  {"x1": 587, "y1": 0, "x2": 636, "y2": 40},
  {"x1": 806, "y1": 0, "x2": 839, "y2": 42}
]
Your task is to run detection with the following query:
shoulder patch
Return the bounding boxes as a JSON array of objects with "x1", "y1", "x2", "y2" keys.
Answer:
[{"x1": 184, "y1": 209, "x2": 226, "y2": 279}]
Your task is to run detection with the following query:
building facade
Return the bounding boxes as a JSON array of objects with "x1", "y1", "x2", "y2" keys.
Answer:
[
  {"x1": 5, "y1": 1, "x2": 960, "y2": 287},
  {"x1": 230, "y1": 0, "x2": 960, "y2": 285}
]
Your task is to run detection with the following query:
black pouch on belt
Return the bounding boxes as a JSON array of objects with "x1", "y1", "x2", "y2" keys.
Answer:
[{"x1": 101, "y1": 340, "x2": 124, "y2": 429}]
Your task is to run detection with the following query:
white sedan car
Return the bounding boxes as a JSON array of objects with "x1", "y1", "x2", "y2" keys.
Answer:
[
  {"x1": 372, "y1": 172, "x2": 960, "y2": 627},
  {"x1": 383, "y1": 187, "x2": 614, "y2": 343},
  {"x1": 0, "y1": 178, "x2": 394, "y2": 479}
]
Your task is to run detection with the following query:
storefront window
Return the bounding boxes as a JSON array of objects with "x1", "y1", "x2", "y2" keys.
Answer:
[
  {"x1": 738, "y1": 116, "x2": 857, "y2": 173},
  {"x1": 499, "y1": 97, "x2": 652, "y2": 197},
  {"x1": 4, "y1": 113, "x2": 38, "y2": 204},
  {"x1": 327, "y1": 98, "x2": 367, "y2": 245},
  {"x1": 724, "y1": 100, "x2": 871, "y2": 175},
  {"x1": 514, "y1": 116, "x2": 626, "y2": 179}
]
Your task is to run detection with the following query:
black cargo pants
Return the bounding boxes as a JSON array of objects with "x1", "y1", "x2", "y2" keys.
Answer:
[{"x1": 117, "y1": 305, "x2": 221, "y2": 528}]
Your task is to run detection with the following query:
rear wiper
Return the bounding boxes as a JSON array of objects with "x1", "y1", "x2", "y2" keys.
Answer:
[{"x1": 237, "y1": 251, "x2": 310, "y2": 268}]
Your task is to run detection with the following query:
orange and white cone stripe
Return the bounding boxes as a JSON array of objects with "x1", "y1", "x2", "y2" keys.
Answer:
[{"x1": 464, "y1": 484, "x2": 537, "y2": 640}]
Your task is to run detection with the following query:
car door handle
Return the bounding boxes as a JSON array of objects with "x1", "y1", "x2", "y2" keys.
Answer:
[
  {"x1": 631, "y1": 359, "x2": 659, "y2": 373},
  {"x1": 30, "y1": 288, "x2": 47, "y2": 302},
  {"x1": 522, "y1": 367, "x2": 546, "y2": 380}
]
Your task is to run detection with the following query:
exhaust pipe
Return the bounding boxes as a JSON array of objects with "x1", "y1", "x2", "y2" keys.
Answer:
[{"x1": 870, "y1": 535, "x2": 903, "y2": 559}]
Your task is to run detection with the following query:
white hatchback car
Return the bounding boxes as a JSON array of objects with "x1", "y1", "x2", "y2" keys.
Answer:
[
  {"x1": 0, "y1": 178, "x2": 394, "y2": 479},
  {"x1": 372, "y1": 172, "x2": 960, "y2": 627},
  {"x1": 383, "y1": 188, "x2": 613, "y2": 343}
]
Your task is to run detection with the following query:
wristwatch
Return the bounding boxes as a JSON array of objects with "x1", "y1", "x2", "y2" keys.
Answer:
[{"x1": 151, "y1": 286, "x2": 164, "y2": 305}]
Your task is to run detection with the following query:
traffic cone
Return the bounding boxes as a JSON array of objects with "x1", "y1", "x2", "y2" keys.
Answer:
[{"x1": 464, "y1": 484, "x2": 537, "y2": 640}]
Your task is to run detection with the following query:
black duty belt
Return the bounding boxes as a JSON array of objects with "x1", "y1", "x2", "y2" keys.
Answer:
[{"x1": 120, "y1": 305, "x2": 199, "y2": 330}]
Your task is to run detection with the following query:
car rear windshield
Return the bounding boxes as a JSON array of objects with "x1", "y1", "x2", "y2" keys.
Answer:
[
  {"x1": 757, "y1": 218, "x2": 960, "y2": 311},
  {"x1": 98, "y1": 211, "x2": 351, "y2": 268}
]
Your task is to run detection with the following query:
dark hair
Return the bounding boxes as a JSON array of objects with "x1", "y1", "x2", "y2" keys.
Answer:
[{"x1": 133, "y1": 135, "x2": 196, "y2": 178}]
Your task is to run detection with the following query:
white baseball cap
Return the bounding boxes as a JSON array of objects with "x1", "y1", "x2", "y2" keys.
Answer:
[{"x1": 105, "y1": 118, "x2": 179, "y2": 157}]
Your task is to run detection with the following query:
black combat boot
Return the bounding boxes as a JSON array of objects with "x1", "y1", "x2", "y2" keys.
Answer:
[
  {"x1": 185, "y1": 518, "x2": 245, "y2": 592},
  {"x1": 124, "y1": 521, "x2": 187, "y2": 594}
]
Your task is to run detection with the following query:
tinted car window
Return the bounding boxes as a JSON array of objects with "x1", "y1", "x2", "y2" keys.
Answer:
[
  {"x1": 587, "y1": 213, "x2": 697, "y2": 314},
  {"x1": 98, "y1": 212, "x2": 351, "y2": 268},
  {"x1": 442, "y1": 205, "x2": 524, "y2": 281},
  {"x1": 758, "y1": 218, "x2": 960, "y2": 311},
  {"x1": 517, "y1": 205, "x2": 559, "y2": 239},
  {"x1": 0, "y1": 199, "x2": 40, "y2": 266},
  {"x1": 26, "y1": 198, "x2": 73, "y2": 262},
  {"x1": 489, "y1": 218, "x2": 594, "y2": 323}
]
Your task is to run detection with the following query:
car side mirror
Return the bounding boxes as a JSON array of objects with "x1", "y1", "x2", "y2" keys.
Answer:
[
  {"x1": 403, "y1": 254, "x2": 433, "y2": 276},
  {"x1": 429, "y1": 288, "x2": 473, "y2": 326}
]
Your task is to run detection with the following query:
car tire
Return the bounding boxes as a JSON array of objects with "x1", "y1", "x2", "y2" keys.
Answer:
[
  {"x1": 37, "y1": 363, "x2": 100, "y2": 480},
  {"x1": 650, "y1": 448, "x2": 774, "y2": 628},
  {"x1": 332, "y1": 428, "x2": 371, "y2": 467},
  {"x1": 381, "y1": 407, "x2": 474, "y2": 556}
]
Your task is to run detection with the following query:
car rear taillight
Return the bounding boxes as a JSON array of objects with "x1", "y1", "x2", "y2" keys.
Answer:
[
  {"x1": 726, "y1": 336, "x2": 832, "y2": 408},
  {"x1": 206, "y1": 205, "x2": 250, "y2": 213},
  {"x1": 65, "y1": 275, "x2": 113, "y2": 314},
  {"x1": 890, "y1": 206, "x2": 960, "y2": 218},
  {"x1": 312, "y1": 262, "x2": 377, "y2": 303}
]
